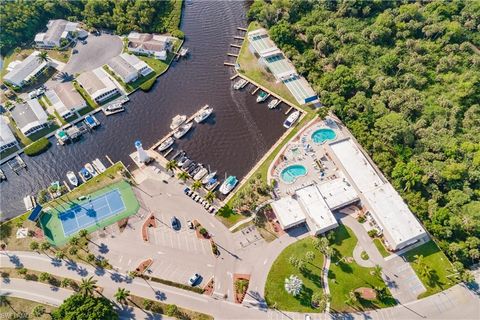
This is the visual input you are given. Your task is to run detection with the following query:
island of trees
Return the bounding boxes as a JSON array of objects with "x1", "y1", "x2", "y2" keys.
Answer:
[{"x1": 249, "y1": 0, "x2": 479, "y2": 269}]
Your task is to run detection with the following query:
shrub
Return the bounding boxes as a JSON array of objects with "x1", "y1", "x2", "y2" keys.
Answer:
[
  {"x1": 143, "y1": 299, "x2": 153, "y2": 310},
  {"x1": 211, "y1": 241, "x2": 219, "y2": 256},
  {"x1": 165, "y1": 304, "x2": 179, "y2": 317},
  {"x1": 368, "y1": 229, "x2": 378, "y2": 238},
  {"x1": 24, "y1": 138, "x2": 51, "y2": 156},
  {"x1": 357, "y1": 215, "x2": 366, "y2": 223},
  {"x1": 170, "y1": 29, "x2": 185, "y2": 39},
  {"x1": 199, "y1": 228, "x2": 208, "y2": 236},
  {"x1": 140, "y1": 78, "x2": 157, "y2": 92}
]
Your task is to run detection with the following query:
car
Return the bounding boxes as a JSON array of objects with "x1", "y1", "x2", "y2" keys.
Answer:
[
  {"x1": 72, "y1": 49, "x2": 78, "y2": 54},
  {"x1": 171, "y1": 216, "x2": 180, "y2": 230},
  {"x1": 36, "y1": 88, "x2": 45, "y2": 96},
  {"x1": 28, "y1": 91, "x2": 38, "y2": 99},
  {"x1": 188, "y1": 273, "x2": 201, "y2": 286},
  {"x1": 187, "y1": 220, "x2": 194, "y2": 229},
  {"x1": 81, "y1": 40, "x2": 87, "y2": 45}
]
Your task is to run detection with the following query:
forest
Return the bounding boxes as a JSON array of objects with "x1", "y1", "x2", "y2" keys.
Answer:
[
  {"x1": 249, "y1": 0, "x2": 479, "y2": 268},
  {"x1": 0, "y1": 0, "x2": 183, "y2": 53}
]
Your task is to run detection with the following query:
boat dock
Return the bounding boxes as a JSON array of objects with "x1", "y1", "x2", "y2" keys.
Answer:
[
  {"x1": 269, "y1": 99, "x2": 281, "y2": 109},
  {"x1": 8, "y1": 156, "x2": 27, "y2": 174},
  {"x1": 251, "y1": 87, "x2": 260, "y2": 95},
  {"x1": 233, "y1": 36, "x2": 244, "y2": 40},
  {"x1": 227, "y1": 53, "x2": 238, "y2": 57},
  {"x1": 230, "y1": 44, "x2": 241, "y2": 48},
  {"x1": 237, "y1": 27, "x2": 247, "y2": 32},
  {"x1": 224, "y1": 62, "x2": 236, "y2": 67}
]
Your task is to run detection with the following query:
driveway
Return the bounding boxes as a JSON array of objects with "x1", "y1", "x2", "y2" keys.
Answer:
[{"x1": 63, "y1": 33, "x2": 122, "y2": 74}]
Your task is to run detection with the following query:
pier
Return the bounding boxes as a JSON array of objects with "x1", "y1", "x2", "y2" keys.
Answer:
[
  {"x1": 227, "y1": 53, "x2": 238, "y2": 57},
  {"x1": 251, "y1": 87, "x2": 260, "y2": 95},
  {"x1": 230, "y1": 44, "x2": 241, "y2": 48},
  {"x1": 224, "y1": 62, "x2": 236, "y2": 67},
  {"x1": 233, "y1": 36, "x2": 244, "y2": 40},
  {"x1": 237, "y1": 27, "x2": 248, "y2": 32}
]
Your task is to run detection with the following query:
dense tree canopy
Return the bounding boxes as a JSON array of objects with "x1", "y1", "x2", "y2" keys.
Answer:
[
  {"x1": 249, "y1": 0, "x2": 480, "y2": 267},
  {"x1": 52, "y1": 294, "x2": 118, "y2": 320},
  {"x1": 0, "y1": 0, "x2": 183, "y2": 53}
]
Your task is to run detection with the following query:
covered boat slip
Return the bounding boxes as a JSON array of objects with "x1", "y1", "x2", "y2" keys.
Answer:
[
  {"x1": 248, "y1": 29, "x2": 277, "y2": 54},
  {"x1": 283, "y1": 75, "x2": 319, "y2": 105}
]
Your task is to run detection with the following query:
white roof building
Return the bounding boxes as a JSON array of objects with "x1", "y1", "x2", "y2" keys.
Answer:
[
  {"x1": 106, "y1": 53, "x2": 153, "y2": 83},
  {"x1": 316, "y1": 174, "x2": 359, "y2": 210},
  {"x1": 270, "y1": 196, "x2": 306, "y2": 230},
  {"x1": 46, "y1": 82, "x2": 86, "y2": 119},
  {"x1": 0, "y1": 116, "x2": 18, "y2": 152},
  {"x1": 329, "y1": 138, "x2": 428, "y2": 250},
  {"x1": 77, "y1": 68, "x2": 119, "y2": 104},
  {"x1": 34, "y1": 19, "x2": 79, "y2": 48},
  {"x1": 10, "y1": 99, "x2": 49, "y2": 136},
  {"x1": 3, "y1": 51, "x2": 49, "y2": 88}
]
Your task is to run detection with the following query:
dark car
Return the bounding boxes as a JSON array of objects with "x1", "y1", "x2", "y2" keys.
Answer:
[{"x1": 171, "y1": 216, "x2": 180, "y2": 230}]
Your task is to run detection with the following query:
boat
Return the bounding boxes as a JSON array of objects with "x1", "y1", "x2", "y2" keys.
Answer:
[
  {"x1": 186, "y1": 162, "x2": 197, "y2": 175},
  {"x1": 55, "y1": 129, "x2": 69, "y2": 145},
  {"x1": 84, "y1": 115, "x2": 100, "y2": 129},
  {"x1": 283, "y1": 110, "x2": 300, "y2": 128},
  {"x1": 191, "y1": 164, "x2": 203, "y2": 177},
  {"x1": 194, "y1": 105, "x2": 213, "y2": 123},
  {"x1": 23, "y1": 195, "x2": 35, "y2": 211},
  {"x1": 79, "y1": 168, "x2": 92, "y2": 181},
  {"x1": 181, "y1": 159, "x2": 192, "y2": 169},
  {"x1": 67, "y1": 171, "x2": 79, "y2": 187},
  {"x1": 256, "y1": 91, "x2": 268, "y2": 103},
  {"x1": 170, "y1": 115, "x2": 187, "y2": 130},
  {"x1": 178, "y1": 156, "x2": 189, "y2": 167},
  {"x1": 85, "y1": 163, "x2": 97, "y2": 176},
  {"x1": 173, "y1": 122, "x2": 193, "y2": 139},
  {"x1": 92, "y1": 158, "x2": 107, "y2": 173},
  {"x1": 103, "y1": 103, "x2": 125, "y2": 115},
  {"x1": 219, "y1": 176, "x2": 238, "y2": 195},
  {"x1": 179, "y1": 47, "x2": 189, "y2": 57},
  {"x1": 205, "y1": 178, "x2": 218, "y2": 190},
  {"x1": 194, "y1": 167, "x2": 208, "y2": 181},
  {"x1": 158, "y1": 137, "x2": 175, "y2": 152},
  {"x1": 202, "y1": 171, "x2": 217, "y2": 184},
  {"x1": 268, "y1": 99, "x2": 280, "y2": 109},
  {"x1": 0, "y1": 169, "x2": 6, "y2": 181},
  {"x1": 233, "y1": 78, "x2": 248, "y2": 90},
  {"x1": 171, "y1": 150, "x2": 185, "y2": 161}
]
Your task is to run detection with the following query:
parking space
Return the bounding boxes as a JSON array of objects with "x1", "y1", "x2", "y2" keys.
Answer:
[
  {"x1": 383, "y1": 256, "x2": 426, "y2": 303},
  {"x1": 232, "y1": 225, "x2": 265, "y2": 249}
]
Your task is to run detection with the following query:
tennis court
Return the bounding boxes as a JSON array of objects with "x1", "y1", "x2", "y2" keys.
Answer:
[{"x1": 59, "y1": 189, "x2": 125, "y2": 236}]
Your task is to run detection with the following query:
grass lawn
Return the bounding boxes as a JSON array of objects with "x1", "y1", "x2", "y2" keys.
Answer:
[
  {"x1": 8, "y1": 118, "x2": 57, "y2": 147},
  {"x1": 216, "y1": 205, "x2": 245, "y2": 228},
  {"x1": 264, "y1": 237, "x2": 325, "y2": 312},
  {"x1": 73, "y1": 81, "x2": 99, "y2": 109},
  {"x1": 0, "y1": 296, "x2": 55, "y2": 320},
  {"x1": 328, "y1": 225, "x2": 397, "y2": 312},
  {"x1": 0, "y1": 48, "x2": 35, "y2": 81},
  {"x1": 373, "y1": 238, "x2": 390, "y2": 258},
  {"x1": 403, "y1": 241, "x2": 456, "y2": 298}
]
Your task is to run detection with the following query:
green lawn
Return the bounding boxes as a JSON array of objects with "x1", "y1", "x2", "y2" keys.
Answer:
[
  {"x1": 373, "y1": 238, "x2": 390, "y2": 258},
  {"x1": 328, "y1": 225, "x2": 397, "y2": 312},
  {"x1": 0, "y1": 296, "x2": 55, "y2": 320},
  {"x1": 265, "y1": 237, "x2": 325, "y2": 312},
  {"x1": 403, "y1": 241, "x2": 456, "y2": 298},
  {"x1": 73, "y1": 81, "x2": 99, "y2": 109}
]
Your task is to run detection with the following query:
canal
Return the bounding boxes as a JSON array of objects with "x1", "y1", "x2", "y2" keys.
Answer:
[{"x1": 0, "y1": 1, "x2": 290, "y2": 219}]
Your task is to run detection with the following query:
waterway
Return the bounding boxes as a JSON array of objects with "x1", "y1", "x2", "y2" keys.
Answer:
[{"x1": 0, "y1": 1, "x2": 290, "y2": 220}]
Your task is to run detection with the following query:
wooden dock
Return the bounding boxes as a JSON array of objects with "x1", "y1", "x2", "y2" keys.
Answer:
[
  {"x1": 251, "y1": 87, "x2": 260, "y2": 95},
  {"x1": 224, "y1": 62, "x2": 235, "y2": 67},
  {"x1": 105, "y1": 155, "x2": 114, "y2": 165},
  {"x1": 63, "y1": 181, "x2": 71, "y2": 192},
  {"x1": 230, "y1": 74, "x2": 239, "y2": 80},
  {"x1": 233, "y1": 36, "x2": 244, "y2": 40},
  {"x1": 285, "y1": 106, "x2": 294, "y2": 115},
  {"x1": 237, "y1": 27, "x2": 247, "y2": 32},
  {"x1": 164, "y1": 148, "x2": 174, "y2": 157},
  {"x1": 230, "y1": 44, "x2": 241, "y2": 48},
  {"x1": 227, "y1": 53, "x2": 238, "y2": 57}
]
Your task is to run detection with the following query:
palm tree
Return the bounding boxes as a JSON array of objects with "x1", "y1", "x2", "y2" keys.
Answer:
[
  {"x1": 55, "y1": 251, "x2": 65, "y2": 260},
  {"x1": 373, "y1": 264, "x2": 383, "y2": 279},
  {"x1": 57, "y1": 71, "x2": 73, "y2": 82},
  {"x1": 78, "y1": 276, "x2": 98, "y2": 297},
  {"x1": 204, "y1": 191, "x2": 216, "y2": 204},
  {"x1": 345, "y1": 290, "x2": 358, "y2": 305},
  {"x1": 69, "y1": 236, "x2": 79, "y2": 246},
  {"x1": 79, "y1": 229, "x2": 88, "y2": 238},
  {"x1": 177, "y1": 171, "x2": 189, "y2": 182},
  {"x1": 191, "y1": 180, "x2": 202, "y2": 191},
  {"x1": 114, "y1": 288, "x2": 130, "y2": 304},
  {"x1": 36, "y1": 51, "x2": 50, "y2": 64},
  {"x1": 284, "y1": 275, "x2": 303, "y2": 296},
  {"x1": 31, "y1": 305, "x2": 46, "y2": 317},
  {"x1": 166, "y1": 160, "x2": 177, "y2": 173}
]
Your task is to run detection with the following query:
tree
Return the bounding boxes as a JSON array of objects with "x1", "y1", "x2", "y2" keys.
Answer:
[
  {"x1": 205, "y1": 191, "x2": 216, "y2": 204},
  {"x1": 177, "y1": 171, "x2": 189, "y2": 182},
  {"x1": 30, "y1": 241, "x2": 39, "y2": 251},
  {"x1": 305, "y1": 251, "x2": 315, "y2": 262},
  {"x1": 86, "y1": 253, "x2": 96, "y2": 263},
  {"x1": 79, "y1": 229, "x2": 88, "y2": 238},
  {"x1": 191, "y1": 180, "x2": 202, "y2": 191},
  {"x1": 78, "y1": 276, "x2": 98, "y2": 297},
  {"x1": 40, "y1": 241, "x2": 51, "y2": 251},
  {"x1": 69, "y1": 246, "x2": 78, "y2": 256},
  {"x1": 32, "y1": 305, "x2": 46, "y2": 318},
  {"x1": 69, "y1": 236, "x2": 79, "y2": 246},
  {"x1": 373, "y1": 264, "x2": 383, "y2": 279},
  {"x1": 284, "y1": 275, "x2": 303, "y2": 296},
  {"x1": 36, "y1": 51, "x2": 50, "y2": 64},
  {"x1": 165, "y1": 304, "x2": 179, "y2": 317},
  {"x1": 52, "y1": 293, "x2": 117, "y2": 320},
  {"x1": 114, "y1": 288, "x2": 130, "y2": 305},
  {"x1": 61, "y1": 278, "x2": 72, "y2": 288},
  {"x1": 17, "y1": 268, "x2": 28, "y2": 276},
  {"x1": 39, "y1": 272, "x2": 51, "y2": 282},
  {"x1": 166, "y1": 160, "x2": 177, "y2": 173},
  {"x1": 345, "y1": 290, "x2": 359, "y2": 305},
  {"x1": 55, "y1": 251, "x2": 65, "y2": 260}
]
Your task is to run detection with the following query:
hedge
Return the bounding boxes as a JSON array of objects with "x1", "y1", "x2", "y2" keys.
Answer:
[
  {"x1": 140, "y1": 78, "x2": 157, "y2": 92},
  {"x1": 24, "y1": 137, "x2": 51, "y2": 156},
  {"x1": 139, "y1": 274, "x2": 204, "y2": 294}
]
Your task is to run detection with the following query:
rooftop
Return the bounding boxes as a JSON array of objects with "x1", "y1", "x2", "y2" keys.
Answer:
[
  {"x1": 10, "y1": 99, "x2": 48, "y2": 133},
  {"x1": 283, "y1": 75, "x2": 319, "y2": 105},
  {"x1": 316, "y1": 174, "x2": 359, "y2": 210},
  {"x1": 77, "y1": 68, "x2": 117, "y2": 97},
  {"x1": 4, "y1": 51, "x2": 48, "y2": 86},
  {"x1": 107, "y1": 55, "x2": 138, "y2": 80},
  {"x1": 296, "y1": 185, "x2": 338, "y2": 234},
  {"x1": 0, "y1": 116, "x2": 17, "y2": 147},
  {"x1": 46, "y1": 82, "x2": 85, "y2": 116},
  {"x1": 248, "y1": 28, "x2": 277, "y2": 55},
  {"x1": 127, "y1": 32, "x2": 172, "y2": 52},
  {"x1": 270, "y1": 196, "x2": 306, "y2": 230}
]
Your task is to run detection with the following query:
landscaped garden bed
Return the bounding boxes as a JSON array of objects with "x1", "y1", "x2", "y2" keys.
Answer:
[
  {"x1": 135, "y1": 258, "x2": 153, "y2": 275},
  {"x1": 233, "y1": 274, "x2": 250, "y2": 304}
]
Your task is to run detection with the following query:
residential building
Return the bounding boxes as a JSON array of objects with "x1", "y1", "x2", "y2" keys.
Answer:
[
  {"x1": 34, "y1": 19, "x2": 79, "y2": 48},
  {"x1": 247, "y1": 28, "x2": 319, "y2": 105},
  {"x1": 46, "y1": 82, "x2": 86, "y2": 119},
  {"x1": 3, "y1": 51, "x2": 49, "y2": 88},
  {"x1": 10, "y1": 99, "x2": 49, "y2": 136},
  {"x1": 77, "y1": 68, "x2": 120, "y2": 104},
  {"x1": 106, "y1": 53, "x2": 153, "y2": 83},
  {"x1": 127, "y1": 32, "x2": 175, "y2": 60},
  {"x1": 0, "y1": 116, "x2": 18, "y2": 152}
]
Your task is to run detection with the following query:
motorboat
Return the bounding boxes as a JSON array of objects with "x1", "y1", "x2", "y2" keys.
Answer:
[
  {"x1": 178, "y1": 156, "x2": 189, "y2": 167},
  {"x1": 92, "y1": 158, "x2": 107, "y2": 173},
  {"x1": 205, "y1": 178, "x2": 218, "y2": 190},
  {"x1": 158, "y1": 137, "x2": 175, "y2": 152},
  {"x1": 173, "y1": 122, "x2": 193, "y2": 139},
  {"x1": 55, "y1": 129, "x2": 69, "y2": 144},
  {"x1": 85, "y1": 163, "x2": 97, "y2": 176},
  {"x1": 0, "y1": 169, "x2": 6, "y2": 181},
  {"x1": 84, "y1": 115, "x2": 100, "y2": 129},
  {"x1": 191, "y1": 164, "x2": 204, "y2": 178},
  {"x1": 202, "y1": 171, "x2": 217, "y2": 184},
  {"x1": 256, "y1": 91, "x2": 268, "y2": 103},
  {"x1": 67, "y1": 171, "x2": 79, "y2": 187},
  {"x1": 79, "y1": 168, "x2": 92, "y2": 181},
  {"x1": 186, "y1": 162, "x2": 198, "y2": 175},
  {"x1": 181, "y1": 159, "x2": 192, "y2": 169},
  {"x1": 194, "y1": 105, "x2": 213, "y2": 123},
  {"x1": 268, "y1": 99, "x2": 279, "y2": 109},
  {"x1": 219, "y1": 176, "x2": 238, "y2": 195},
  {"x1": 194, "y1": 167, "x2": 208, "y2": 181},
  {"x1": 171, "y1": 150, "x2": 185, "y2": 161},
  {"x1": 170, "y1": 115, "x2": 187, "y2": 130},
  {"x1": 233, "y1": 78, "x2": 248, "y2": 90},
  {"x1": 283, "y1": 110, "x2": 300, "y2": 128},
  {"x1": 23, "y1": 195, "x2": 35, "y2": 211},
  {"x1": 103, "y1": 103, "x2": 125, "y2": 115}
]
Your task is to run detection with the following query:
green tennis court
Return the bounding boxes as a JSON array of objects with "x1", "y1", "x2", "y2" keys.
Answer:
[{"x1": 39, "y1": 180, "x2": 139, "y2": 246}]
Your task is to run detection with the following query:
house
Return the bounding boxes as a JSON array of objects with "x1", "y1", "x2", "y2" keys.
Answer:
[
  {"x1": 0, "y1": 116, "x2": 18, "y2": 152},
  {"x1": 46, "y1": 82, "x2": 87, "y2": 119},
  {"x1": 3, "y1": 51, "x2": 49, "y2": 88},
  {"x1": 34, "y1": 19, "x2": 79, "y2": 48},
  {"x1": 127, "y1": 32, "x2": 175, "y2": 60},
  {"x1": 77, "y1": 68, "x2": 120, "y2": 104},
  {"x1": 10, "y1": 99, "x2": 49, "y2": 136},
  {"x1": 106, "y1": 53, "x2": 154, "y2": 83}
]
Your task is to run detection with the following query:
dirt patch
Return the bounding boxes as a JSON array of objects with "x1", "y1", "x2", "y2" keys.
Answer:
[
  {"x1": 355, "y1": 287, "x2": 377, "y2": 300},
  {"x1": 203, "y1": 277, "x2": 215, "y2": 296},
  {"x1": 142, "y1": 213, "x2": 157, "y2": 242},
  {"x1": 233, "y1": 274, "x2": 250, "y2": 304}
]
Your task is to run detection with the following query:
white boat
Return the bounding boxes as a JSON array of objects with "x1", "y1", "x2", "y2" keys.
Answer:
[
  {"x1": 85, "y1": 163, "x2": 97, "y2": 176},
  {"x1": 233, "y1": 79, "x2": 248, "y2": 90},
  {"x1": 179, "y1": 48, "x2": 189, "y2": 57},
  {"x1": 268, "y1": 99, "x2": 279, "y2": 109},
  {"x1": 219, "y1": 175, "x2": 238, "y2": 195},
  {"x1": 103, "y1": 103, "x2": 125, "y2": 115},
  {"x1": 256, "y1": 91, "x2": 268, "y2": 103},
  {"x1": 158, "y1": 137, "x2": 175, "y2": 152},
  {"x1": 0, "y1": 169, "x2": 6, "y2": 181},
  {"x1": 194, "y1": 105, "x2": 213, "y2": 123},
  {"x1": 23, "y1": 195, "x2": 35, "y2": 211},
  {"x1": 67, "y1": 171, "x2": 79, "y2": 187},
  {"x1": 84, "y1": 115, "x2": 100, "y2": 129},
  {"x1": 202, "y1": 171, "x2": 217, "y2": 184},
  {"x1": 92, "y1": 158, "x2": 107, "y2": 173},
  {"x1": 193, "y1": 167, "x2": 208, "y2": 181},
  {"x1": 170, "y1": 115, "x2": 187, "y2": 130},
  {"x1": 173, "y1": 122, "x2": 193, "y2": 139},
  {"x1": 283, "y1": 110, "x2": 300, "y2": 128}
]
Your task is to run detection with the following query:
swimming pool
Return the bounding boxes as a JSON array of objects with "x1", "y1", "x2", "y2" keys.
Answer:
[
  {"x1": 311, "y1": 128, "x2": 336, "y2": 144},
  {"x1": 280, "y1": 164, "x2": 307, "y2": 184}
]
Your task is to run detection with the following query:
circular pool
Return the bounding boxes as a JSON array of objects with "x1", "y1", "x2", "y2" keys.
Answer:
[
  {"x1": 280, "y1": 164, "x2": 307, "y2": 184},
  {"x1": 311, "y1": 128, "x2": 336, "y2": 144}
]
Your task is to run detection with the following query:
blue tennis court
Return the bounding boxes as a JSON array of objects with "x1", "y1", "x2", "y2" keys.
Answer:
[{"x1": 59, "y1": 189, "x2": 125, "y2": 236}]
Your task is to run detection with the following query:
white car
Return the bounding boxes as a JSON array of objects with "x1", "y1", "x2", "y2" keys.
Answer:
[{"x1": 28, "y1": 91, "x2": 38, "y2": 99}]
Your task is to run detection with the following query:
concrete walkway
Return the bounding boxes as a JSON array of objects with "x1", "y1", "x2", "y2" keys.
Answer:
[{"x1": 323, "y1": 256, "x2": 331, "y2": 312}]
